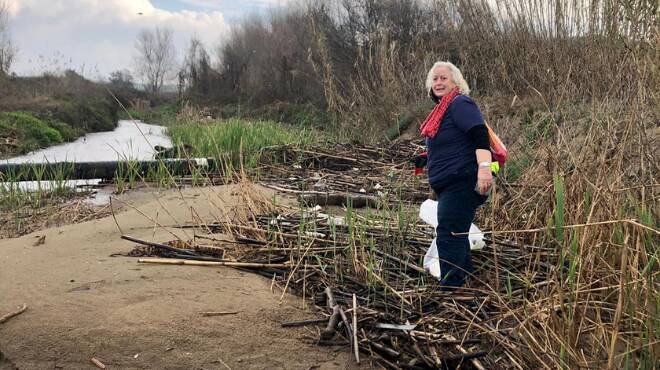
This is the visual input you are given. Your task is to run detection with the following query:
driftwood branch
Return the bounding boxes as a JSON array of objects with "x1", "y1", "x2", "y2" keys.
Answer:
[
  {"x1": 337, "y1": 305, "x2": 353, "y2": 348},
  {"x1": 0, "y1": 304, "x2": 27, "y2": 324},
  {"x1": 320, "y1": 287, "x2": 341, "y2": 340},
  {"x1": 319, "y1": 286, "x2": 354, "y2": 346},
  {"x1": 137, "y1": 257, "x2": 289, "y2": 269}
]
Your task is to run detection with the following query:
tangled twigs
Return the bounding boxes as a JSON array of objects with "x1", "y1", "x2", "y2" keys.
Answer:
[{"x1": 122, "y1": 137, "x2": 658, "y2": 369}]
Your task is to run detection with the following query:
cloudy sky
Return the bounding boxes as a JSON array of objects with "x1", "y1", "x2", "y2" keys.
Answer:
[{"x1": 4, "y1": 0, "x2": 290, "y2": 80}]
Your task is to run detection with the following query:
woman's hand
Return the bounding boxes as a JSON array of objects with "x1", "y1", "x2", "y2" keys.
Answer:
[{"x1": 477, "y1": 166, "x2": 493, "y2": 195}]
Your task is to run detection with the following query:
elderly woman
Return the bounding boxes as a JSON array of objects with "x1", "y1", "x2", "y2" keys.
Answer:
[{"x1": 419, "y1": 61, "x2": 493, "y2": 289}]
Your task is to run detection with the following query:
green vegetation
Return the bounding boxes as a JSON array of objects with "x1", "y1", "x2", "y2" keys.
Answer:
[
  {"x1": 0, "y1": 70, "x2": 126, "y2": 158},
  {"x1": 113, "y1": 159, "x2": 140, "y2": 194},
  {"x1": 118, "y1": 103, "x2": 178, "y2": 125},
  {"x1": 46, "y1": 98, "x2": 117, "y2": 132},
  {"x1": 521, "y1": 109, "x2": 556, "y2": 146},
  {"x1": 168, "y1": 118, "x2": 317, "y2": 170},
  {"x1": 553, "y1": 172, "x2": 565, "y2": 243},
  {"x1": 0, "y1": 161, "x2": 90, "y2": 238},
  {"x1": 0, "y1": 112, "x2": 64, "y2": 153},
  {"x1": 0, "y1": 162, "x2": 74, "y2": 211}
]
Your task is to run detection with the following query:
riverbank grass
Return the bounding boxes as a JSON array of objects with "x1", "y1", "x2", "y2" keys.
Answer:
[{"x1": 167, "y1": 118, "x2": 317, "y2": 171}]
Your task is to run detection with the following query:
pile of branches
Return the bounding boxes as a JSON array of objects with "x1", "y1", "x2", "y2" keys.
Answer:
[
  {"x1": 257, "y1": 141, "x2": 431, "y2": 206},
  {"x1": 124, "y1": 135, "x2": 657, "y2": 368},
  {"x1": 127, "y1": 202, "x2": 558, "y2": 369}
]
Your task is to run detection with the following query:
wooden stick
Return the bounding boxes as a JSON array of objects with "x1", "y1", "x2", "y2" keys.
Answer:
[
  {"x1": 137, "y1": 257, "x2": 289, "y2": 268},
  {"x1": 444, "y1": 350, "x2": 487, "y2": 362},
  {"x1": 608, "y1": 235, "x2": 629, "y2": 369},
  {"x1": 281, "y1": 318, "x2": 328, "y2": 328},
  {"x1": 301, "y1": 193, "x2": 378, "y2": 208},
  {"x1": 625, "y1": 219, "x2": 660, "y2": 235},
  {"x1": 319, "y1": 287, "x2": 353, "y2": 344},
  {"x1": 412, "y1": 342, "x2": 435, "y2": 368},
  {"x1": 337, "y1": 305, "x2": 353, "y2": 349},
  {"x1": 368, "y1": 341, "x2": 400, "y2": 357},
  {"x1": 372, "y1": 248, "x2": 426, "y2": 274},
  {"x1": 352, "y1": 293, "x2": 360, "y2": 364},
  {"x1": 229, "y1": 224, "x2": 335, "y2": 245},
  {"x1": 90, "y1": 357, "x2": 106, "y2": 369},
  {"x1": 300, "y1": 149, "x2": 359, "y2": 163},
  {"x1": 0, "y1": 304, "x2": 27, "y2": 324},
  {"x1": 199, "y1": 311, "x2": 239, "y2": 317},
  {"x1": 444, "y1": 334, "x2": 486, "y2": 370},
  {"x1": 121, "y1": 235, "x2": 197, "y2": 256},
  {"x1": 320, "y1": 287, "x2": 340, "y2": 340}
]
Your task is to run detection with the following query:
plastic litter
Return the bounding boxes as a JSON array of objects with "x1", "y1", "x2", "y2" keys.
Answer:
[{"x1": 419, "y1": 199, "x2": 485, "y2": 278}]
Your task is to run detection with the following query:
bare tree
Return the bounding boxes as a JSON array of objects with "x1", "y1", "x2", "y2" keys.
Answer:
[
  {"x1": 0, "y1": 0, "x2": 16, "y2": 75},
  {"x1": 134, "y1": 27, "x2": 176, "y2": 94}
]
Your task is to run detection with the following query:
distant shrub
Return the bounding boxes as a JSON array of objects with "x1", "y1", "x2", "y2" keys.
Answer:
[
  {"x1": 47, "y1": 99, "x2": 116, "y2": 133},
  {"x1": 47, "y1": 120, "x2": 81, "y2": 142},
  {"x1": 117, "y1": 108, "x2": 145, "y2": 121},
  {"x1": 0, "y1": 111, "x2": 63, "y2": 153}
]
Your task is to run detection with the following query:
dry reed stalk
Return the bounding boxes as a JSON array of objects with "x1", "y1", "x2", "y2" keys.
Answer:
[
  {"x1": 137, "y1": 257, "x2": 290, "y2": 268},
  {"x1": 122, "y1": 102, "x2": 657, "y2": 368}
]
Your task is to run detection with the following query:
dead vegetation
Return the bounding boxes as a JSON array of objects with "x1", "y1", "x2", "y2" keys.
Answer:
[
  {"x1": 0, "y1": 1, "x2": 656, "y2": 368},
  {"x1": 121, "y1": 119, "x2": 658, "y2": 369},
  {"x1": 0, "y1": 194, "x2": 111, "y2": 239}
]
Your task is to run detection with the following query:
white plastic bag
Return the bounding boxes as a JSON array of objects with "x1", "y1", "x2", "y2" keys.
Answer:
[
  {"x1": 423, "y1": 238, "x2": 441, "y2": 278},
  {"x1": 419, "y1": 199, "x2": 485, "y2": 278}
]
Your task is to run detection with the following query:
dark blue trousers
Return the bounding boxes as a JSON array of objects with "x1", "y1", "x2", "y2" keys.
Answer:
[{"x1": 432, "y1": 167, "x2": 488, "y2": 289}]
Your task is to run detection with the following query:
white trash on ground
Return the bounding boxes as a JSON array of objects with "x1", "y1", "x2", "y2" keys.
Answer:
[{"x1": 419, "y1": 199, "x2": 485, "y2": 278}]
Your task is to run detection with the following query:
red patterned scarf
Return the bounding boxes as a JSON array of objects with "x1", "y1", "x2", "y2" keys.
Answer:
[{"x1": 420, "y1": 87, "x2": 460, "y2": 139}]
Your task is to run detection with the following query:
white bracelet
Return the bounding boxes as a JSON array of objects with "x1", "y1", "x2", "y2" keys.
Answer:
[{"x1": 478, "y1": 161, "x2": 491, "y2": 168}]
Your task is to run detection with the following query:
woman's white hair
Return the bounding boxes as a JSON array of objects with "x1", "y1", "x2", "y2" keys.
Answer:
[{"x1": 425, "y1": 61, "x2": 470, "y2": 96}]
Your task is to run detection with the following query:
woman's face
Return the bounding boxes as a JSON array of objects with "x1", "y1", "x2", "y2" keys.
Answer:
[{"x1": 431, "y1": 66, "x2": 457, "y2": 97}]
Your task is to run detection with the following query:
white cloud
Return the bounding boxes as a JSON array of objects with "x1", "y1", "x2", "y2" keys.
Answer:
[
  {"x1": 181, "y1": 0, "x2": 292, "y2": 8},
  {"x1": 6, "y1": 0, "x2": 230, "y2": 80},
  {"x1": 179, "y1": 0, "x2": 224, "y2": 10}
]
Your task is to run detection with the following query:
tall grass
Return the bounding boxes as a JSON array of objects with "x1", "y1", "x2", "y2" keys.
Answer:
[
  {"x1": 167, "y1": 118, "x2": 317, "y2": 171},
  {"x1": 0, "y1": 162, "x2": 81, "y2": 237},
  {"x1": 481, "y1": 100, "x2": 659, "y2": 368}
]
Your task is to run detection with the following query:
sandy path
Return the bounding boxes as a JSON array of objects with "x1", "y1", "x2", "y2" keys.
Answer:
[{"x1": 0, "y1": 185, "x2": 361, "y2": 370}]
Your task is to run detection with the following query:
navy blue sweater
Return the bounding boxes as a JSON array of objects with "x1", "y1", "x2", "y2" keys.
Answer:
[{"x1": 425, "y1": 95, "x2": 485, "y2": 191}]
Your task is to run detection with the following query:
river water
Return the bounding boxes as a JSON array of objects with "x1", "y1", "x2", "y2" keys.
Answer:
[
  {"x1": 5, "y1": 120, "x2": 171, "y2": 163},
  {"x1": 2, "y1": 120, "x2": 172, "y2": 204}
]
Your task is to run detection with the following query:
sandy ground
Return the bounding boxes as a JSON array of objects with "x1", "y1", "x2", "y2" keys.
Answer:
[{"x1": 0, "y1": 185, "x2": 366, "y2": 370}]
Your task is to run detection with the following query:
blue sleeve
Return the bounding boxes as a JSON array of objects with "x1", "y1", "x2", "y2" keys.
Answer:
[{"x1": 450, "y1": 96, "x2": 484, "y2": 132}]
